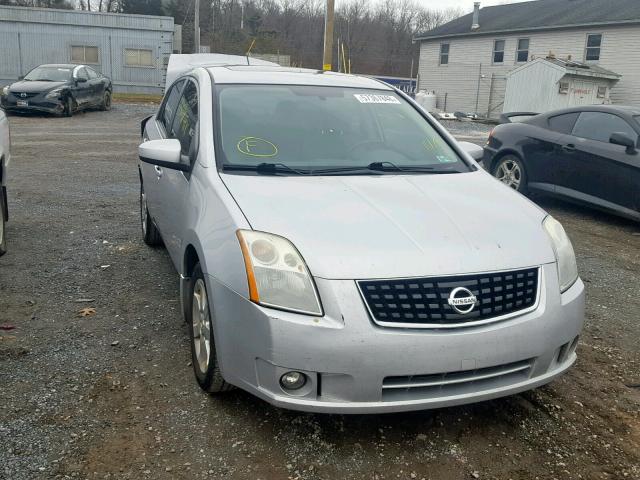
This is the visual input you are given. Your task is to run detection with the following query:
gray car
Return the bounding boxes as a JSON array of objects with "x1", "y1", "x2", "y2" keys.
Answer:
[{"x1": 138, "y1": 59, "x2": 585, "y2": 413}]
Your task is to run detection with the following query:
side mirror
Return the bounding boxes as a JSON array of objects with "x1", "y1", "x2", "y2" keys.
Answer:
[
  {"x1": 18, "y1": 75, "x2": 24, "y2": 80},
  {"x1": 458, "y1": 141, "x2": 484, "y2": 162},
  {"x1": 609, "y1": 132, "x2": 637, "y2": 154},
  {"x1": 139, "y1": 139, "x2": 189, "y2": 171}
]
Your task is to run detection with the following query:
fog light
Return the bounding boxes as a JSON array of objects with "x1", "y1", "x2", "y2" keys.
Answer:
[{"x1": 280, "y1": 371, "x2": 306, "y2": 390}]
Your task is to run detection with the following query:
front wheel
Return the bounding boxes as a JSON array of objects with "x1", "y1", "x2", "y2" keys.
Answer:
[
  {"x1": 100, "y1": 91, "x2": 112, "y2": 111},
  {"x1": 64, "y1": 97, "x2": 73, "y2": 117},
  {"x1": 140, "y1": 182, "x2": 162, "y2": 246},
  {"x1": 493, "y1": 155, "x2": 528, "y2": 193},
  {"x1": 188, "y1": 263, "x2": 233, "y2": 394},
  {"x1": 0, "y1": 189, "x2": 7, "y2": 256}
]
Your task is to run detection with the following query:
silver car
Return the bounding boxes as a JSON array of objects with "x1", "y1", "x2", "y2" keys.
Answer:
[
  {"x1": 0, "y1": 106, "x2": 10, "y2": 256},
  {"x1": 138, "y1": 59, "x2": 585, "y2": 413}
]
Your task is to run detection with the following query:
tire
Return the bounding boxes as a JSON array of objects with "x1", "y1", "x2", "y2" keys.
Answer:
[
  {"x1": 0, "y1": 189, "x2": 7, "y2": 257},
  {"x1": 64, "y1": 97, "x2": 73, "y2": 117},
  {"x1": 100, "y1": 91, "x2": 112, "y2": 111},
  {"x1": 493, "y1": 154, "x2": 528, "y2": 194},
  {"x1": 140, "y1": 181, "x2": 162, "y2": 246},
  {"x1": 187, "y1": 263, "x2": 233, "y2": 394}
]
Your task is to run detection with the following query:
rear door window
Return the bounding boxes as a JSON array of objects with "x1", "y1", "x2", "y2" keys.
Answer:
[
  {"x1": 548, "y1": 113, "x2": 579, "y2": 134},
  {"x1": 572, "y1": 112, "x2": 637, "y2": 143}
]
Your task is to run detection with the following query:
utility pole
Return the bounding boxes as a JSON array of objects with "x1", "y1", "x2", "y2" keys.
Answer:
[
  {"x1": 194, "y1": 0, "x2": 201, "y2": 53},
  {"x1": 322, "y1": 0, "x2": 335, "y2": 71}
]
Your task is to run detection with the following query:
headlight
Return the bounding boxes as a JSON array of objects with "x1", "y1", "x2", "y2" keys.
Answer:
[
  {"x1": 237, "y1": 230, "x2": 323, "y2": 316},
  {"x1": 543, "y1": 216, "x2": 578, "y2": 293},
  {"x1": 1, "y1": 86, "x2": 8, "y2": 96},
  {"x1": 45, "y1": 88, "x2": 64, "y2": 99}
]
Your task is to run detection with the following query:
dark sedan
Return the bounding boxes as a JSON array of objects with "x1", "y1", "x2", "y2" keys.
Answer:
[
  {"x1": 0, "y1": 64, "x2": 112, "y2": 117},
  {"x1": 484, "y1": 105, "x2": 640, "y2": 222}
]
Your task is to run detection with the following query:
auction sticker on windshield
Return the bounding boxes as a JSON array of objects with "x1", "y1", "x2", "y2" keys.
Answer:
[{"x1": 354, "y1": 94, "x2": 401, "y2": 104}]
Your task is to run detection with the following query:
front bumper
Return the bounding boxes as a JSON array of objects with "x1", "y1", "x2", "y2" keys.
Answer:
[
  {"x1": 482, "y1": 146, "x2": 498, "y2": 170},
  {"x1": 0, "y1": 94, "x2": 64, "y2": 114},
  {"x1": 207, "y1": 263, "x2": 585, "y2": 413}
]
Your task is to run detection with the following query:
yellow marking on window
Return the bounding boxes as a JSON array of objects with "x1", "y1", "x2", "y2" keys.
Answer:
[{"x1": 237, "y1": 137, "x2": 279, "y2": 157}]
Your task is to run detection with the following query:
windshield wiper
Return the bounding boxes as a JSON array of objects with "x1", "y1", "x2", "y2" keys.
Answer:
[
  {"x1": 222, "y1": 163, "x2": 311, "y2": 175},
  {"x1": 368, "y1": 161, "x2": 462, "y2": 174},
  {"x1": 310, "y1": 162, "x2": 461, "y2": 175}
]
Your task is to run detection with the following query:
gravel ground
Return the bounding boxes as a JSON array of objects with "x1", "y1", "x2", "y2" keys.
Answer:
[{"x1": 0, "y1": 106, "x2": 639, "y2": 480}]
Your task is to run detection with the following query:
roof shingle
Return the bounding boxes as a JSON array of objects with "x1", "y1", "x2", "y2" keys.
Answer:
[{"x1": 415, "y1": 0, "x2": 640, "y2": 40}]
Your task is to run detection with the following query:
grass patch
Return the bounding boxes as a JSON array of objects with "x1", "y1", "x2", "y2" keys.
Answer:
[{"x1": 112, "y1": 93, "x2": 162, "y2": 104}]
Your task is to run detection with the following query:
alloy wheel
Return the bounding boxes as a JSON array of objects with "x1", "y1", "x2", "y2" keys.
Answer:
[
  {"x1": 496, "y1": 159, "x2": 522, "y2": 190},
  {"x1": 192, "y1": 279, "x2": 211, "y2": 375}
]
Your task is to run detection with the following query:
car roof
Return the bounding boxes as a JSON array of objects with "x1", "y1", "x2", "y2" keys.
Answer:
[
  {"x1": 37, "y1": 64, "x2": 78, "y2": 69},
  {"x1": 542, "y1": 104, "x2": 640, "y2": 117},
  {"x1": 205, "y1": 65, "x2": 393, "y2": 90}
]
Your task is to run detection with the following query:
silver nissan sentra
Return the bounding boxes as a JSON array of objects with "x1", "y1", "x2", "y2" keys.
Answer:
[{"x1": 138, "y1": 55, "x2": 585, "y2": 413}]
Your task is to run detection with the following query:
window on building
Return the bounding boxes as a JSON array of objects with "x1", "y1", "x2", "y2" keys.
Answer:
[
  {"x1": 572, "y1": 112, "x2": 637, "y2": 144},
  {"x1": 585, "y1": 34, "x2": 602, "y2": 61},
  {"x1": 125, "y1": 48, "x2": 154, "y2": 67},
  {"x1": 516, "y1": 38, "x2": 529, "y2": 62},
  {"x1": 493, "y1": 40, "x2": 505, "y2": 63},
  {"x1": 71, "y1": 46, "x2": 99, "y2": 64},
  {"x1": 559, "y1": 82, "x2": 570, "y2": 94},
  {"x1": 439, "y1": 43, "x2": 450, "y2": 65},
  {"x1": 597, "y1": 86, "x2": 607, "y2": 99}
]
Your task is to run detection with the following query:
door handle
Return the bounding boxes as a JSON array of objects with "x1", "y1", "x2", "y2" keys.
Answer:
[
  {"x1": 154, "y1": 165, "x2": 163, "y2": 177},
  {"x1": 562, "y1": 144, "x2": 576, "y2": 153}
]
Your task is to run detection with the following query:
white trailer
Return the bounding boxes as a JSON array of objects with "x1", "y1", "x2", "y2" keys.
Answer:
[{"x1": 503, "y1": 57, "x2": 621, "y2": 114}]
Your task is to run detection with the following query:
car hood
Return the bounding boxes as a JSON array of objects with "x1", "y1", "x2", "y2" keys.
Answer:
[
  {"x1": 221, "y1": 171, "x2": 556, "y2": 280},
  {"x1": 9, "y1": 80, "x2": 68, "y2": 93}
]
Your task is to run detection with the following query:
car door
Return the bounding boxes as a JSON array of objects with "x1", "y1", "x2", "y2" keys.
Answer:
[
  {"x1": 159, "y1": 78, "x2": 200, "y2": 264},
  {"x1": 518, "y1": 121, "x2": 566, "y2": 191},
  {"x1": 72, "y1": 66, "x2": 91, "y2": 106},
  {"x1": 558, "y1": 111, "x2": 640, "y2": 214},
  {"x1": 140, "y1": 79, "x2": 185, "y2": 230},
  {"x1": 85, "y1": 67, "x2": 102, "y2": 104}
]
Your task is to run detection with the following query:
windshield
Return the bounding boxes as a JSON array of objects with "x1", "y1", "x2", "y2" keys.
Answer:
[
  {"x1": 24, "y1": 66, "x2": 72, "y2": 82},
  {"x1": 215, "y1": 85, "x2": 469, "y2": 174}
]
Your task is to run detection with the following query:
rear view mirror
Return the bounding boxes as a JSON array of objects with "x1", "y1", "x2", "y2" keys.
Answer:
[
  {"x1": 139, "y1": 139, "x2": 189, "y2": 171},
  {"x1": 458, "y1": 141, "x2": 484, "y2": 162},
  {"x1": 609, "y1": 132, "x2": 637, "y2": 154}
]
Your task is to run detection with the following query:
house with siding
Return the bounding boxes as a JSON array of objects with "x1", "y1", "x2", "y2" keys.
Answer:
[{"x1": 414, "y1": 0, "x2": 640, "y2": 118}]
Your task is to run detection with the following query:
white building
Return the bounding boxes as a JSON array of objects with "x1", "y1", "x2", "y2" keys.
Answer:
[
  {"x1": 414, "y1": 0, "x2": 640, "y2": 118},
  {"x1": 0, "y1": 5, "x2": 179, "y2": 94}
]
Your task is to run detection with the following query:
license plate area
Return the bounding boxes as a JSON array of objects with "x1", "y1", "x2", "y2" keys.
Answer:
[{"x1": 16, "y1": 100, "x2": 28, "y2": 107}]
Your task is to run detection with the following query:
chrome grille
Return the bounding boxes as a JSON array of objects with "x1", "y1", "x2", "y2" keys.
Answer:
[
  {"x1": 358, "y1": 267, "x2": 539, "y2": 328},
  {"x1": 12, "y1": 92, "x2": 38, "y2": 99}
]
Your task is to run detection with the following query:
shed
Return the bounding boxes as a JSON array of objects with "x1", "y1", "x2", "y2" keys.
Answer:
[
  {"x1": 503, "y1": 57, "x2": 621, "y2": 114},
  {"x1": 0, "y1": 5, "x2": 178, "y2": 94}
]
